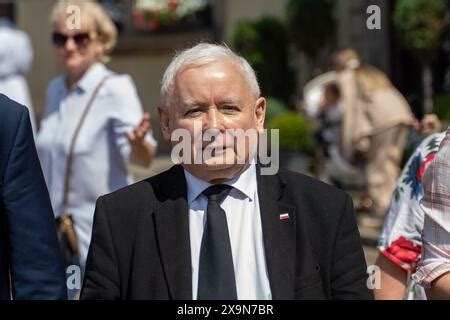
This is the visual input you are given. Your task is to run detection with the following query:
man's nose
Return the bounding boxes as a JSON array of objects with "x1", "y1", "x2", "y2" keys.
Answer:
[{"x1": 204, "y1": 108, "x2": 223, "y2": 131}]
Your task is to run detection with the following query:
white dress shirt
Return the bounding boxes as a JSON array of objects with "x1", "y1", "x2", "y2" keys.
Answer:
[
  {"x1": 185, "y1": 163, "x2": 272, "y2": 300},
  {"x1": 36, "y1": 63, "x2": 157, "y2": 267}
]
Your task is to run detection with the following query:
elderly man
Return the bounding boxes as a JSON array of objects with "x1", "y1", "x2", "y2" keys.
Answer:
[{"x1": 81, "y1": 43, "x2": 371, "y2": 300}]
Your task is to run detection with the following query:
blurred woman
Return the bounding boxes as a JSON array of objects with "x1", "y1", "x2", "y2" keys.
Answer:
[
  {"x1": 36, "y1": 0, "x2": 157, "y2": 274},
  {"x1": 333, "y1": 49, "x2": 414, "y2": 217},
  {"x1": 0, "y1": 18, "x2": 36, "y2": 134}
]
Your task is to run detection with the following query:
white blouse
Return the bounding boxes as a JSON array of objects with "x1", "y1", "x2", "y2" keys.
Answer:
[
  {"x1": 36, "y1": 63, "x2": 157, "y2": 267},
  {"x1": 0, "y1": 19, "x2": 35, "y2": 133}
]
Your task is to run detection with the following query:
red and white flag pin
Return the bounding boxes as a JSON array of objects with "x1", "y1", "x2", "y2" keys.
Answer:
[{"x1": 279, "y1": 213, "x2": 289, "y2": 220}]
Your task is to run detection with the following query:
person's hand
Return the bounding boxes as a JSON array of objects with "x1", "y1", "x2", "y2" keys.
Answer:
[
  {"x1": 125, "y1": 112, "x2": 154, "y2": 167},
  {"x1": 411, "y1": 117, "x2": 421, "y2": 132},
  {"x1": 420, "y1": 113, "x2": 441, "y2": 136},
  {"x1": 125, "y1": 112, "x2": 151, "y2": 147}
]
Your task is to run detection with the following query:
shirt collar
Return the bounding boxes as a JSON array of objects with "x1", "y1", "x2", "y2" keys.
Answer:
[
  {"x1": 72, "y1": 62, "x2": 108, "y2": 93},
  {"x1": 184, "y1": 162, "x2": 257, "y2": 205}
]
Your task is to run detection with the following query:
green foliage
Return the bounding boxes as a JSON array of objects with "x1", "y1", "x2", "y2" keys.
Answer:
[
  {"x1": 432, "y1": 94, "x2": 450, "y2": 120},
  {"x1": 268, "y1": 112, "x2": 312, "y2": 152},
  {"x1": 265, "y1": 97, "x2": 290, "y2": 124},
  {"x1": 232, "y1": 17, "x2": 297, "y2": 104},
  {"x1": 393, "y1": 0, "x2": 448, "y2": 51},
  {"x1": 286, "y1": 0, "x2": 336, "y2": 59}
]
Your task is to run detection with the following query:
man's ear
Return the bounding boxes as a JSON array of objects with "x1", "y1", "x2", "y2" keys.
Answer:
[
  {"x1": 158, "y1": 106, "x2": 171, "y2": 141},
  {"x1": 254, "y1": 97, "x2": 266, "y2": 133}
]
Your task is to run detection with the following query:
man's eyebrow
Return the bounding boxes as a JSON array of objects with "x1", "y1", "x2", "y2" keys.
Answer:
[
  {"x1": 181, "y1": 98, "x2": 242, "y2": 108},
  {"x1": 182, "y1": 101, "x2": 205, "y2": 108},
  {"x1": 218, "y1": 98, "x2": 241, "y2": 105}
]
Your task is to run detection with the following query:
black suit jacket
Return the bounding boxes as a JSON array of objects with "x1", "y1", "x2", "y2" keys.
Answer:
[
  {"x1": 81, "y1": 165, "x2": 372, "y2": 300},
  {"x1": 0, "y1": 94, "x2": 67, "y2": 299}
]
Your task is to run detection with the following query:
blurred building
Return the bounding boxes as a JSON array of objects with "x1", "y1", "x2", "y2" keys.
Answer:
[{"x1": 336, "y1": 0, "x2": 390, "y2": 75}]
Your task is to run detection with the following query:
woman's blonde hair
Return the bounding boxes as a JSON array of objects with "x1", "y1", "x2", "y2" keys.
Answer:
[{"x1": 51, "y1": 0, "x2": 117, "y2": 63}]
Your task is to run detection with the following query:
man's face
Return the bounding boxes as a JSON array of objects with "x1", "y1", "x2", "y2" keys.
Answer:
[{"x1": 159, "y1": 59, "x2": 266, "y2": 183}]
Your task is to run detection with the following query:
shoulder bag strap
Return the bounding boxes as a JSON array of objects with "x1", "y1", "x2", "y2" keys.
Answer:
[{"x1": 61, "y1": 74, "x2": 112, "y2": 213}]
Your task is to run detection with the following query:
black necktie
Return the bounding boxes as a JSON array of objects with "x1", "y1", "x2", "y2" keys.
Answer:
[{"x1": 197, "y1": 184, "x2": 237, "y2": 300}]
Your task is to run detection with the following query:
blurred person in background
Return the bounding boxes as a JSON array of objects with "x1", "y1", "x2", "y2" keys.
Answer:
[
  {"x1": 333, "y1": 48, "x2": 414, "y2": 218},
  {"x1": 412, "y1": 126, "x2": 450, "y2": 299},
  {"x1": 36, "y1": 0, "x2": 157, "y2": 290},
  {"x1": 415, "y1": 113, "x2": 442, "y2": 137},
  {"x1": 0, "y1": 94, "x2": 66, "y2": 300},
  {"x1": 374, "y1": 131, "x2": 445, "y2": 300},
  {"x1": 402, "y1": 113, "x2": 442, "y2": 165},
  {"x1": 0, "y1": 17, "x2": 36, "y2": 134},
  {"x1": 312, "y1": 82, "x2": 343, "y2": 179}
]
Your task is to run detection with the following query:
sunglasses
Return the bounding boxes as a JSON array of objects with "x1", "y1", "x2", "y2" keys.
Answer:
[{"x1": 52, "y1": 32, "x2": 91, "y2": 47}]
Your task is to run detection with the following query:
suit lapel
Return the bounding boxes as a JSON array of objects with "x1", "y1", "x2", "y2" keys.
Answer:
[
  {"x1": 153, "y1": 165, "x2": 192, "y2": 299},
  {"x1": 152, "y1": 165, "x2": 302, "y2": 299},
  {"x1": 257, "y1": 167, "x2": 297, "y2": 299}
]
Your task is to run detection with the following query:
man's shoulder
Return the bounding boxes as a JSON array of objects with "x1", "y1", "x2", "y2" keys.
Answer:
[
  {"x1": 277, "y1": 168, "x2": 347, "y2": 200},
  {"x1": 274, "y1": 168, "x2": 351, "y2": 223},
  {"x1": 100, "y1": 165, "x2": 183, "y2": 206},
  {"x1": 0, "y1": 94, "x2": 26, "y2": 124},
  {"x1": 275, "y1": 169, "x2": 354, "y2": 243},
  {"x1": 0, "y1": 95, "x2": 28, "y2": 155}
]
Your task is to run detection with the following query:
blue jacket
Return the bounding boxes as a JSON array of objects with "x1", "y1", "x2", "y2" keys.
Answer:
[{"x1": 0, "y1": 94, "x2": 66, "y2": 299}]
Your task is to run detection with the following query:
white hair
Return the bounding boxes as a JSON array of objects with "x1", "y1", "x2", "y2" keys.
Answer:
[{"x1": 160, "y1": 43, "x2": 260, "y2": 106}]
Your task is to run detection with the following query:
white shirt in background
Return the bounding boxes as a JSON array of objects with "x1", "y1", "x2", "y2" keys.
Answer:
[
  {"x1": 0, "y1": 18, "x2": 36, "y2": 134},
  {"x1": 36, "y1": 62, "x2": 157, "y2": 267}
]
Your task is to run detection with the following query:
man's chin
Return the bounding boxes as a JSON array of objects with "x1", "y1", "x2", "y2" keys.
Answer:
[
  {"x1": 206, "y1": 160, "x2": 249, "y2": 180},
  {"x1": 202, "y1": 159, "x2": 239, "y2": 171},
  {"x1": 182, "y1": 161, "x2": 247, "y2": 183}
]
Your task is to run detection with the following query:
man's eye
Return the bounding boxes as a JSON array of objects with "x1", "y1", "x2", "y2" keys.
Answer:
[
  {"x1": 185, "y1": 109, "x2": 202, "y2": 117},
  {"x1": 222, "y1": 105, "x2": 239, "y2": 113}
]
